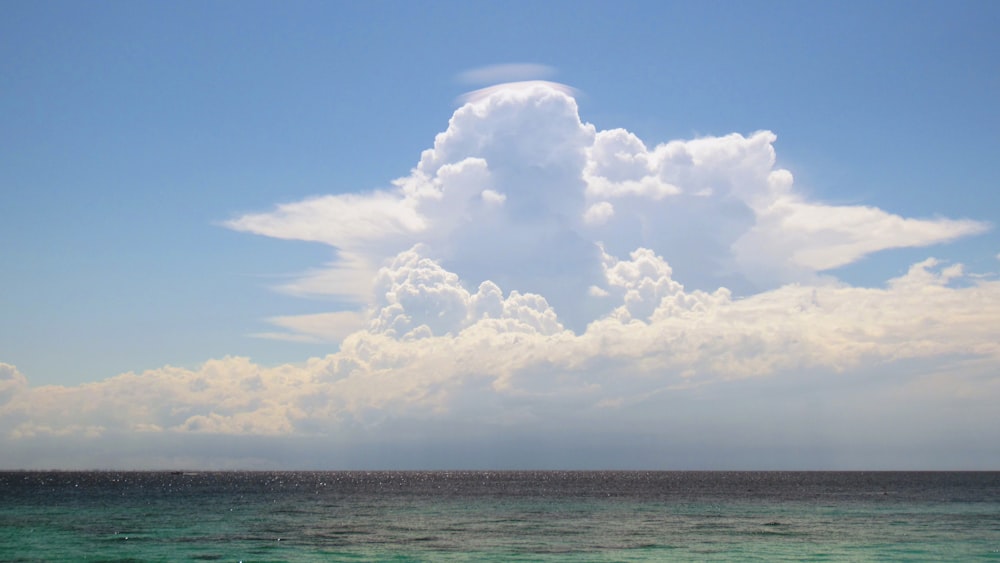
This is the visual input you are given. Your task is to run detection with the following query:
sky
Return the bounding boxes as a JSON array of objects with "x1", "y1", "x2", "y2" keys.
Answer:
[{"x1": 1, "y1": 0, "x2": 999, "y2": 469}]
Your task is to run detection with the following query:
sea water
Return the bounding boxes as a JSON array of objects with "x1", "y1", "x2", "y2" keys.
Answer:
[{"x1": 1, "y1": 471, "x2": 998, "y2": 561}]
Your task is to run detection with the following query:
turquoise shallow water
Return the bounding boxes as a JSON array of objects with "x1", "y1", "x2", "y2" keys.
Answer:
[{"x1": 1, "y1": 471, "x2": 999, "y2": 561}]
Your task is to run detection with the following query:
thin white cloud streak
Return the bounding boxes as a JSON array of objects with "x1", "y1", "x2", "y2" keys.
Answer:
[
  {"x1": 226, "y1": 192, "x2": 426, "y2": 248},
  {"x1": 738, "y1": 195, "x2": 989, "y2": 272},
  {"x1": 457, "y1": 63, "x2": 555, "y2": 85},
  {"x1": 254, "y1": 311, "x2": 367, "y2": 343},
  {"x1": 3, "y1": 82, "x2": 998, "y2": 468}
]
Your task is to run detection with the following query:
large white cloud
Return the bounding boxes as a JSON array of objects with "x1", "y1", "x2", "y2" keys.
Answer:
[
  {"x1": 227, "y1": 81, "x2": 989, "y2": 337},
  {"x1": 3, "y1": 82, "x2": 997, "y2": 469}
]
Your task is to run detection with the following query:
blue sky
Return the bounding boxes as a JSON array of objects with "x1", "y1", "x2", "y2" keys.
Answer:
[{"x1": 1, "y1": 1, "x2": 998, "y2": 469}]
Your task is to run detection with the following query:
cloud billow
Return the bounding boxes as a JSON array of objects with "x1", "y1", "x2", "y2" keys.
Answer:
[
  {"x1": 1, "y1": 82, "x2": 997, "y2": 469},
  {"x1": 227, "y1": 81, "x2": 988, "y2": 337}
]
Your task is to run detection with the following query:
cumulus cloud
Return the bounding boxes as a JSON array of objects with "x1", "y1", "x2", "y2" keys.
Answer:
[
  {"x1": 3, "y1": 82, "x2": 997, "y2": 468},
  {"x1": 367, "y1": 245, "x2": 563, "y2": 339},
  {"x1": 226, "y1": 82, "x2": 989, "y2": 338}
]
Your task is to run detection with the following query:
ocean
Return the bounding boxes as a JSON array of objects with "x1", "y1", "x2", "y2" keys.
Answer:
[{"x1": 1, "y1": 471, "x2": 998, "y2": 561}]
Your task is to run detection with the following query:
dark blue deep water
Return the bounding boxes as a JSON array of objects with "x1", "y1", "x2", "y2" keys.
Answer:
[{"x1": 1, "y1": 471, "x2": 999, "y2": 561}]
